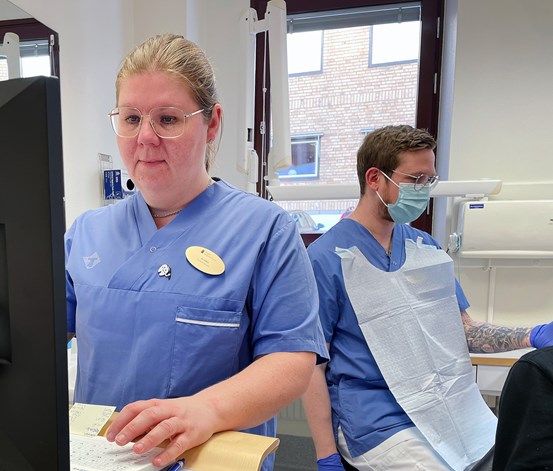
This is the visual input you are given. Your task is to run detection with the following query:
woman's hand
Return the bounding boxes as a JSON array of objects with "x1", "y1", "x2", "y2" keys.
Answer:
[
  {"x1": 106, "y1": 397, "x2": 218, "y2": 467},
  {"x1": 105, "y1": 351, "x2": 316, "y2": 467}
]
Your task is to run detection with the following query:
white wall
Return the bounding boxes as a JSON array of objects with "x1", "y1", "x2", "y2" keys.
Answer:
[
  {"x1": 5, "y1": 0, "x2": 250, "y2": 226},
  {"x1": 439, "y1": 0, "x2": 553, "y2": 326},
  {"x1": 0, "y1": 0, "x2": 30, "y2": 19},
  {"x1": 6, "y1": 0, "x2": 553, "y2": 327},
  {"x1": 193, "y1": 0, "x2": 251, "y2": 190},
  {"x1": 133, "y1": 0, "x2": 187, "y2": 41},
  {"x1": 449, "y1": 0, "x2": 553, "y2": 183},
  {"x1": 4, "y1": 0, "x2": 133, "y2": 225}
]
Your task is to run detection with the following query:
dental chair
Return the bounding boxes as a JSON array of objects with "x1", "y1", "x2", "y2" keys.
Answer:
[{"x1": 492, "y1": 346, "x2": 553, "y2": 470}]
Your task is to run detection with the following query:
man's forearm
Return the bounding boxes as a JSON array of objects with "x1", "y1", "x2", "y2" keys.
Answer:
[{"x1": 464, "y1": 320, "x2": 531, "y2": 353}]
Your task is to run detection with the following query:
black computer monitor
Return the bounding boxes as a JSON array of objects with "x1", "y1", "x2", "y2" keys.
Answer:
[{"x1": 0, "y1": 76, "x2": 69, "y2": 470}]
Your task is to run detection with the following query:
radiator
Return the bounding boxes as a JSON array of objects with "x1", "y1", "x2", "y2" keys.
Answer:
[{"x1": 278, "y1": 398, "x2": 307, "y2": 421}]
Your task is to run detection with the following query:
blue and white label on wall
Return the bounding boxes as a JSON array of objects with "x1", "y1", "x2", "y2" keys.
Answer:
[{"x1": 103, "y1": 169, "x2": 123, "y2": 200}]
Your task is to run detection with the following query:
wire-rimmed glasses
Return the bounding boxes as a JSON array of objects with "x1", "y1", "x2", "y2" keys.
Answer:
[
  {"x1": 108, "y1": 106, "x2": 205, "y2": 139},
  {"x1": 391, "y1": 169, "x2": 439, "y2": 191}
]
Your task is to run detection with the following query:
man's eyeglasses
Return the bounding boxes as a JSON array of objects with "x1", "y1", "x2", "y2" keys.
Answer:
[
  {"x1": 108, "y1": 107, "x2": 205, "y2": 139},
  {"x1": 391, "y1": 170, "x2": 439, "y2": 191}
]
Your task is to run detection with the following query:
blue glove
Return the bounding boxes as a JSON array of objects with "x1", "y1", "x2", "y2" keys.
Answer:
[
  {"x1": 317, "y1": 452, "x2": 346, "y2": 471},
  {"x1": 530, "y1": 322, "x2": 553, "y2": 348}
]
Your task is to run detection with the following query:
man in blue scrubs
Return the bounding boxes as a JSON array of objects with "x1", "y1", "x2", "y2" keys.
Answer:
[
  {"x1": 304, "y1": 125, "x2": 553, "y2": 471},
  {"x1": 66, "y1": 34, "x2": 328, "y2": 470}
]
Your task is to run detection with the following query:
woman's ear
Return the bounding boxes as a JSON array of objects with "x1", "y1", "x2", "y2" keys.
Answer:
[{"x1": 206, "y1": 104, "x2": 222, "y2": 143}]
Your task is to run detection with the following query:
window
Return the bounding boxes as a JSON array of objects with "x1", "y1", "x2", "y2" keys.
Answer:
[
  {"x1": 19, "y1": 38, "x2": 51, "y2": 76},
  {"x1": 251, "y1": 0, "x2": 443, "y2": 237},
  {"x1": 369, "y1": 21, "x2": 421, "y2": 66},
  {"x1": 0, "y1": 18, "x2": 59, "y2": 80},
  {"x1": 276, "y1": 133, "x2": 322, "y2": 180},
  {"x1": 287, "y1": 31, "x2": 323, "y2": 75}
]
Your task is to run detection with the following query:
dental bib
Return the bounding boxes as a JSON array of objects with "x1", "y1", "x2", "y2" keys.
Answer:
[{"x1": 337, "y1": 237, "x2": 496, "y2": 471}]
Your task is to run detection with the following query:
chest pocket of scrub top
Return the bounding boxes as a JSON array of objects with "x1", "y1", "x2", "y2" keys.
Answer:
[{"x1": 169, "y1": 302, "x2": 245, "y2": 397}]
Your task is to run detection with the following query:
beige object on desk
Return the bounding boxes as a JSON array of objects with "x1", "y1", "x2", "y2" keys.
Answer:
[
  {"x1": 96, "y1": 411, "x2": 279, "y2": 471},
  {"x1": 176, "y1": 431, "x2": 279, "y2": 471}
]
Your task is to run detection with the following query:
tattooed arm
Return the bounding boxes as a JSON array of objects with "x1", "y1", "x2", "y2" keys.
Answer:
[{"x1": 461, "y1": 311, "x2": 532, "y2": 353}]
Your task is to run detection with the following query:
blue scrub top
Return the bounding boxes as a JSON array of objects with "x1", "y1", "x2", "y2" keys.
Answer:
[
  {"x1": 66, "y1": 180, "x2": 328, "y2": 470},
  {"x1": 307, "y1": 218, "x2": 469, "y2": 458}
]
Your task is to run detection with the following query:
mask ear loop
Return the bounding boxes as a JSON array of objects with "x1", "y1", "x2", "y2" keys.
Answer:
[
  {"x1": 376, "y1": 170, "x2": 399, "y2": 208},
  {"x1": 375, "y1": 190, "x2": 389, "y2": 208}
]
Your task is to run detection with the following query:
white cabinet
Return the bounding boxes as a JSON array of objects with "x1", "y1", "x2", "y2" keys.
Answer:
[{"x1": 471, "y1": 349, "x2": 533, "y2": 396}]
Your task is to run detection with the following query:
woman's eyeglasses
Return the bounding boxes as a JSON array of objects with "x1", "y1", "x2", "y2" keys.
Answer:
[{"x1": 108, "y1": 106, "x2": 204, "y2": 139}]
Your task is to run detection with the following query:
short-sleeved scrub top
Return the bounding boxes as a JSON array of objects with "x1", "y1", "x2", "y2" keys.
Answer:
[
  {"x1": 307, "y1": 218, "x2": 469, "y2": 458},
  {"x1": 65, "y1": 179, "x2": 328, "y2": 470}
]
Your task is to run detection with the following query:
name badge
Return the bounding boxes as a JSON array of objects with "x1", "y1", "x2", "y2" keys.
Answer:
[{"x1": 185, "y1": 246, "x2": 225, "y2": 275}]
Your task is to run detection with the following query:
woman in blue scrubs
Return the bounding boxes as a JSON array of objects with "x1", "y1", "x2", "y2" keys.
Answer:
[{"x1": 65, "y1": 34, "x2": 328, "y2": 470}]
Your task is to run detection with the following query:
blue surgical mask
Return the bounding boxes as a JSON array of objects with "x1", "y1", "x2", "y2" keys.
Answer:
[{"x1": 376, "y1": 171, "x2": 430, "y2": 224}]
